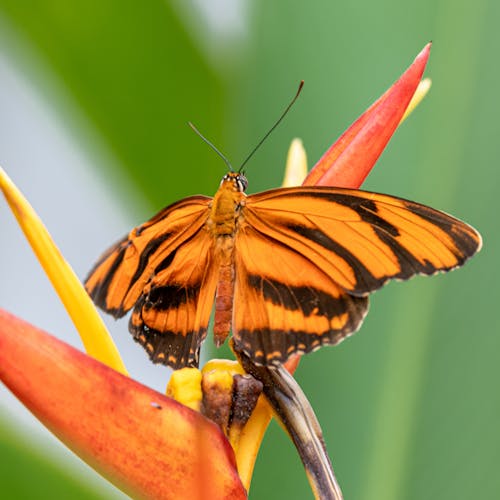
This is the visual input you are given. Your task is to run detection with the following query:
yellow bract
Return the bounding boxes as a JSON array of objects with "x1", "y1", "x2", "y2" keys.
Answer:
[
  {"x1": 167, "y1": 367, "x2": 203, "y2": 411},
  {"x1": 0, "y1": 167, "x2": 128, "y2": 376}
]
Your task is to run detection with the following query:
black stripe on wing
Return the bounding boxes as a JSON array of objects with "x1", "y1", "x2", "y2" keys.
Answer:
[
  {"x1": 247, "y1": 274, "x2": 362, "y2": 321},
  {"x1": 85, "y1": 237, "x2": 129, "y2": 317},
  {"x1": 398, "y1": 200, "x2": 481, "y2": 259},
  {"x1": 233, "y1": 274, "x2": 368, "y2": 366},
  {"x1": 285, "y1": 223, "x2": 386, "y2": 292}
]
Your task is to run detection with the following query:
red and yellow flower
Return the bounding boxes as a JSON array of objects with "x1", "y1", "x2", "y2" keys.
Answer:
[{"x1": 0, "y1": 44, "x2": 431, "y2": 499}]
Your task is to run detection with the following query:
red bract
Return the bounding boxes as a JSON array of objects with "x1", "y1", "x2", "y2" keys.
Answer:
[{"x1": 0, "y1": 309, "x2": 246, "y2": 500}]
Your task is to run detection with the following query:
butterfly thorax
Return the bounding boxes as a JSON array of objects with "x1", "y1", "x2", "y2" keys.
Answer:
[
  {"x1": 208, "y1": 172, "x2": 247, "y2": 346},
  {"x1": 207, "y1": 172, "x2": 247, "y2": 237}
]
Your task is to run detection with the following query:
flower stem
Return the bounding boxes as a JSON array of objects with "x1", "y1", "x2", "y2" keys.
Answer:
[{"x1": 236, "y1": 349, "x2": 343, "y2": 500}]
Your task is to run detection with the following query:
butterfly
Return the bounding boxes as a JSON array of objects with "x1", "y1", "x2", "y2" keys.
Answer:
[{"x1": 85, "y1": 170, "x2": 482, "y2": 369}]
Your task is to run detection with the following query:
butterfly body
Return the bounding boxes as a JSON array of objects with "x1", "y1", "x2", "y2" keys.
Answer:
[
  {"x1": 209, "y1": 173, "x2": 247, "y2": 346},
  {"x1": 85, "y1": 172, "x2": 481, "y2": 369}
]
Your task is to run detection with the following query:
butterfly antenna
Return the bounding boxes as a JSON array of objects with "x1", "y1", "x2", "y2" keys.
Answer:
[
  {"x1": 188, "y1": 121, "x2": 234, "y2": 172},
  {"x1": 238, "y1": 80, "x2": 304, "y2": 173}
]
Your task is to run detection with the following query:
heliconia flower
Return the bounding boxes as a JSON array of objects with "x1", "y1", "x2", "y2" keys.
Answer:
[{"x1": 0, "y1": 43, "x2": 431, "y2": 499}]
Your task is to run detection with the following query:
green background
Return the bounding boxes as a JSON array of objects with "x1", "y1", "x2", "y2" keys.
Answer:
[{"x1": 0, "y1": 1, "x2": 498, "y2": 499}]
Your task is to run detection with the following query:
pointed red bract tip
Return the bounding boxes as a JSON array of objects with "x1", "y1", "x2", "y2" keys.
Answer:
[{"x1": 304, "y1": 43, "x2": 431, "y2": 189}]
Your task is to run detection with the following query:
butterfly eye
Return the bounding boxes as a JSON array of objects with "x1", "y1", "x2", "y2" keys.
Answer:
[{"x1": 237, "y1": 174, "x2": 248, "y2": 192}]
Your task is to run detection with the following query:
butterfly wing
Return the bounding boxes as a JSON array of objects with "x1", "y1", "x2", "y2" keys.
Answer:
[
  {"x1": 233, "y1": 186, "x2": 481, "y2": 364},
  {"x1": 85, "y1": 196, "x2": 218, "y2": 369}
]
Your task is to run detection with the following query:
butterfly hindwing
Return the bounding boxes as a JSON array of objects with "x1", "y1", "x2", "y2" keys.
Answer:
[
  {"x1": 233, "y1": 222, "x2": 369, "y2": 364},
  {"x1": 85, "y1": 195, "x2": 217, "y2": 368}
]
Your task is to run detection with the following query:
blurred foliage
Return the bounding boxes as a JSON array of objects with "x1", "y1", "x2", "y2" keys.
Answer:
[
  {"x1": 1, "y1": 0, "x2": 499, "y2": 499},
  {"x1": 0, "y1": 422, "x2": 109, "y2": 499},
  {"x1": 0, "y1": 0, "x2": 225, "y2": 206}
]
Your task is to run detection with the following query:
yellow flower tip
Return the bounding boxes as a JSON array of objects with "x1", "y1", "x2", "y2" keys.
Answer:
[
  {"x1": 167, "y1": 367, "x2": 203, "y2": 411},
  {"x1": 0, "y1": 167, "x2": 128, "y2": 376},
  {"x1": 0, "y1": 165, "x2": 7, "y2": 186},
  {"x1": 203, "y1": 358, "x2": 245, "y2": 376},
  {"x1": 282, "y1": 138, "x2": 308, "y2": 187},
  {"x1": 203, "y1": 369, "x2": 235, "y2": 393},
  {"x1": 400, "y1": 77, "x2": 432, "y2": 124}
]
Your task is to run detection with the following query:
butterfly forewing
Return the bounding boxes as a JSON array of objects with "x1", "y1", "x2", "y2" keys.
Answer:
[{"x1": 244, "y1": 187, "x2": 481, "y2": 295}]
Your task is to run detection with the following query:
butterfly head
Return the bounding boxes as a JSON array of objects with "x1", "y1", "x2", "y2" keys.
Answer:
[{"x1": 221, "y1": 172, "x2": 248, "y2": 193}]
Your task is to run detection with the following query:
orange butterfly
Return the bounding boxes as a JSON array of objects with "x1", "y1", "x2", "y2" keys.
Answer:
[{"x1": 85, "y1": 171, "x2": 481, "y2": 369}]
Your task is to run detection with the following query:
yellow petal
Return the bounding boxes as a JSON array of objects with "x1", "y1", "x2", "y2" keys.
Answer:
[
  {"x1": 400, "y1": 78, "x2": 432, "y2": 124},
  {"x1": 282, "y1": 138, "x2": 308, "y2": 187},
  {"x1": 167, "y1": 367, "x2": 203, "y2": 411},
  {"x1": 0, "y1": 167, "x2": 128, "y2": 376}
]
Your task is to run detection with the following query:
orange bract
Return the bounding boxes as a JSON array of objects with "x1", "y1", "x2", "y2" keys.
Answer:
[{"x1": 85, "y1": 172, "x2": 481, "y2": 369}]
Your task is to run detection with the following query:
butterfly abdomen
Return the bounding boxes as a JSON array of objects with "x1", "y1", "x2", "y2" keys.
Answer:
[{"x1": 213, "y1": 237, "x2": 235, "y2": 346}]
